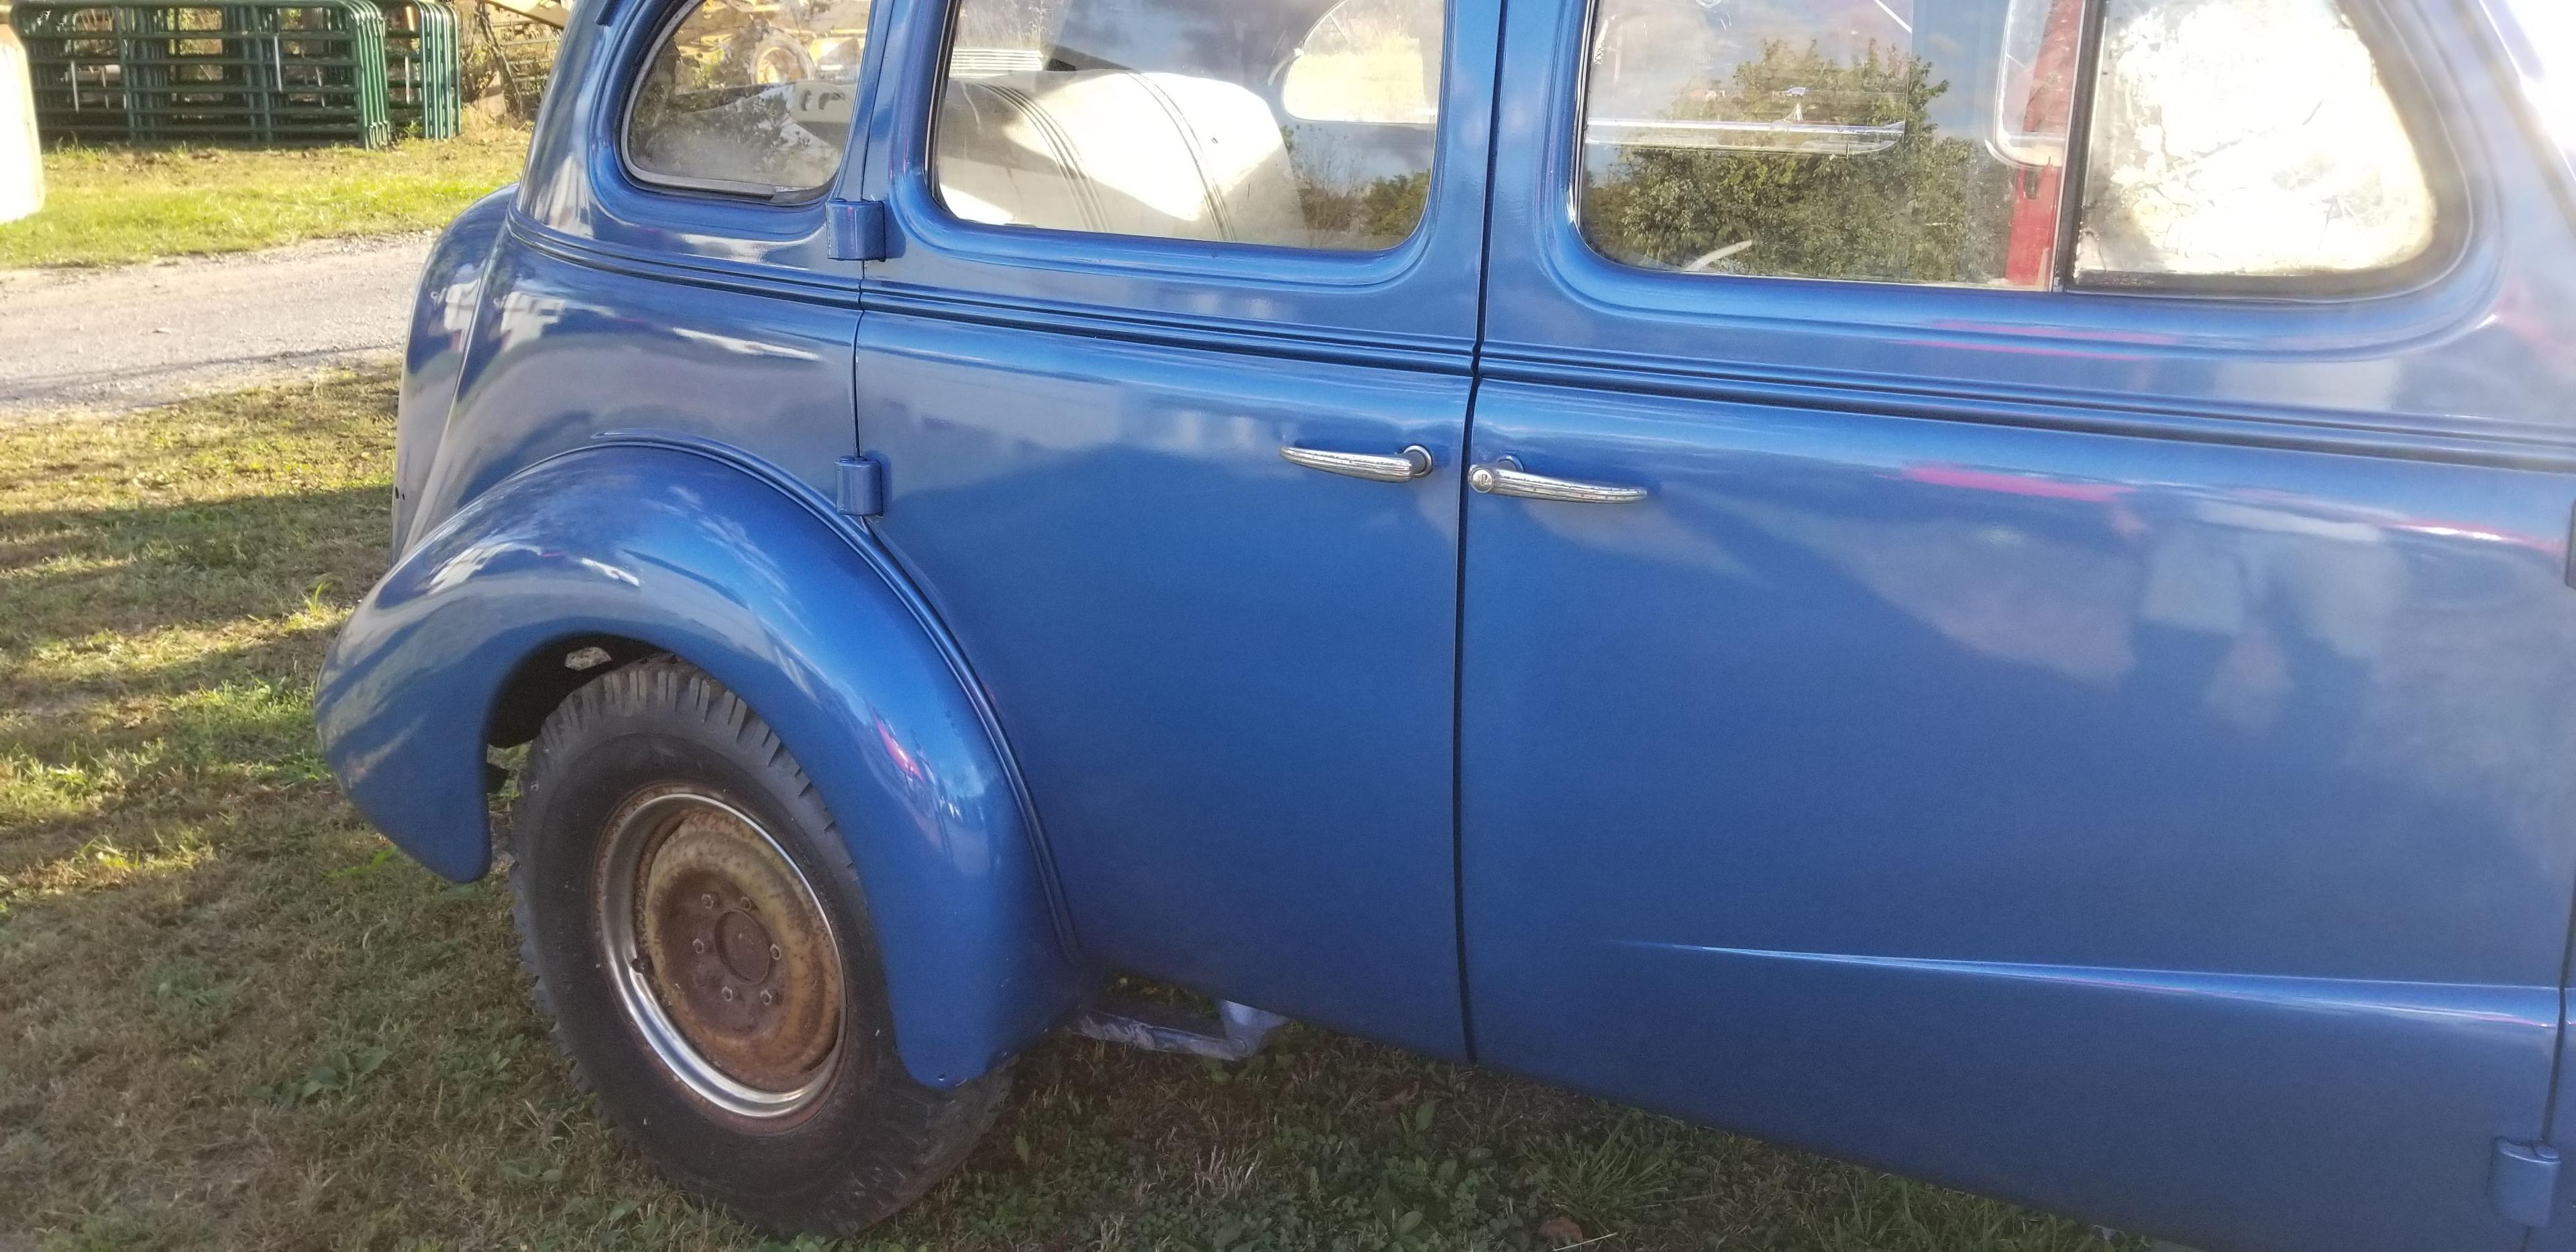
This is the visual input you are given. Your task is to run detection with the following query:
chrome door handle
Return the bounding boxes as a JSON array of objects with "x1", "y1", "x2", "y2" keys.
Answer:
[
  {"x1": 1281, "y1": 444, "x2": 1436, "y2": 483},
  {"x1": 1467, "y1": 457, "x2": 1647, "y2": 504}
]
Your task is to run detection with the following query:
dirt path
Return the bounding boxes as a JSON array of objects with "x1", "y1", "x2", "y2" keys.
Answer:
[{"x1": 0, "y1": 232, "x2": 433, "y2": 418}]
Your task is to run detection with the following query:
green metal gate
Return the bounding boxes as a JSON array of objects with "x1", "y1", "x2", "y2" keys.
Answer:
[
  {"x1": 9, "y1": 0, "x2": 462, "y2": 146},
  {"x1": 382, "y1": 0, "x2": 455, "y2": 138}
]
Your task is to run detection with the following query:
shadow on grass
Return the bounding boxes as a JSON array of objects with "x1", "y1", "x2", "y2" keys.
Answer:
[
  {"x1": 0, "y1": 485, "x2": 391, "y2": 652},
  {"x1": 0, "y1": 630, "x2": 340, "y2": 880},
  {"x1": 2, "y1": 477, "x2": 384, "y2": 910}
]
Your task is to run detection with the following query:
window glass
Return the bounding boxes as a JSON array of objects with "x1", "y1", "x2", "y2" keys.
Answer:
[
  {"x1": 2493, "y1": 0, "x2": 2575, "y2": 192},
  {"x1": 933, "y1": 0, "x2": 1444, "y2": 250},
  {"x1": 1282, "y1": 0, "x2": 1443, "y2": 125},
  {"x1": 2075, "y1": 0, "x2": 2436, "y2": 280},
  {"x1": 625, "y1": 0, "x2": 873, "y2": 196},
  {"x1": 1578, "y1": 0, "x2": 2080, "y2": 288}
]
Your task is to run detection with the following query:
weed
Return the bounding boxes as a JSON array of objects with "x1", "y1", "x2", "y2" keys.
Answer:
[
  {"x1": 1528, "y1": 1115, "x2": 1682, "y2": 1233},
  {"x1": 144, "y1": 958, "x2": 240, "y2": 1041},
  {"x1": 255, "y1": 1043, "x2": 390, "y2": 1106}
]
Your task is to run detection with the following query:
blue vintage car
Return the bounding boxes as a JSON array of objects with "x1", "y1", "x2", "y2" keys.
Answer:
[{"x1": 315, "y1": 0, "x2": 2576, "y2": 1244}]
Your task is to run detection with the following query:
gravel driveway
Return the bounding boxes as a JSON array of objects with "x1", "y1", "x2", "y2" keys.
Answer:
[{"x1": 0, "y1": 232, "x2": 433, "y2": 418}]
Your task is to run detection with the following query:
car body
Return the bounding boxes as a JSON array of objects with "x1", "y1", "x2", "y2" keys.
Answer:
[{"x1": 317, "y1": 0, "x2": 2576, "y2": 1245}]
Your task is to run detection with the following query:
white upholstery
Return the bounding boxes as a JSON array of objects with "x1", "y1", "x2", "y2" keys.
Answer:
[{"x1": 936, "y1": 69, "x2": 1311, "y2": 246}]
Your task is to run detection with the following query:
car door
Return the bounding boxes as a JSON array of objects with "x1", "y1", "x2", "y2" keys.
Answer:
[
  {"x1": 1461, "y1": 0, "x2": 2576, "y2": 1249},
  {"x1": 843, "y1": 0, "x2": 1496, "y2": 1055}
]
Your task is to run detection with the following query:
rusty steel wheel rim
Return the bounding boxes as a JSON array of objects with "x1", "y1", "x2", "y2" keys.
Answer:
[{"x1": 595, "y1": 788, "x2": 844, "y2": 1120}]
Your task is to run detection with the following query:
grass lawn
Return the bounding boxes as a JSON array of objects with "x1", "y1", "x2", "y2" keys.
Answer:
[
  {"x1": 0, "y1": 372, "x2": 2142, "y2": 1250},
  {"x1": 0, "y1": 126, "x2": 529, "y2": 269}
]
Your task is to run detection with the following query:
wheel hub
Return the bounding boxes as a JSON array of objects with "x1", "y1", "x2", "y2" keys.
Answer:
[
  {"x1": 596, "y1": 789, "x2": 844, "y2": 1119},
  {"x1": 713, "y1": 909, "x2": 775, "y2": 982}
]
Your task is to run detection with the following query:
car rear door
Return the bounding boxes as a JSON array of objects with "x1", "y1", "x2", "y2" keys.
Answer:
[
  {"x1": 843, "y1": 0, "x2": 1495, "y2": 1056},
  {"x1": 1460, "y1": 0, "x2": 2576, "y2": 1248}
]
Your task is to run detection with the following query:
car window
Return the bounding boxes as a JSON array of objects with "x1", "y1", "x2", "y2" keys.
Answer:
[
  {"x1": 1576, "y1": 0, "x2": 2438, "y2": 290},
  {"x1": 1281, "y1": 0, "x2": 1444, "y2": 125},
  {"x1": 1578, "y1": 0, "x2": 2076, "y2": 288},
  {"x1": 2075, "y1": 0, "x2": 2434, "y2": 280},
  {"x1": 623, "y1": 0, "x2": 873, "y2": 197},
  {"x1": 932, "y1": 0, "x2": 1445, "y2": 250}
]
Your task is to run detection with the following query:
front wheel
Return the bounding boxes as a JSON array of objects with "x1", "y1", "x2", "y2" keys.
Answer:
[{"x1": 510, "y1": 657, "x2": 1009, "y2": 1236}]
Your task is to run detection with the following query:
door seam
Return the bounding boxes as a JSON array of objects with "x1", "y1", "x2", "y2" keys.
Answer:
[{"x1": 1450, "y1": 0, "x2": 1517, "y2": 1066}]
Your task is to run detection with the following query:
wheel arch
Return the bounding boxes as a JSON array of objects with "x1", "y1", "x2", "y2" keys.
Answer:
[
  {"x1": 486, "y1": 632, "x2": 663, "y2": 750},
  {"x1": 317, "y1": 438, "x2": 1088, "y2": 1085}
]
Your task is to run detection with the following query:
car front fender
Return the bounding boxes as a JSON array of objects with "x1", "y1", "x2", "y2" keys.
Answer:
[{"x1": 316, "y1": 439, "x2": 1085, "y2": 1086}]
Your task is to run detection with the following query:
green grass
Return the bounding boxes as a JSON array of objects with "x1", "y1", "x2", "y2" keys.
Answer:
[
  {"x1": 0, "y1": 126, "x2": 529, "y2": 268},
  {"x1": 0, "y1": 371, "x2": 2144, "y2": 1250}
]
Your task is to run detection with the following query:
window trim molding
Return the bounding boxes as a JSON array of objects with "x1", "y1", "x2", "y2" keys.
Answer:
[{"x1": 2049, "y1": 0, "x2": 2110, "y2": 288}]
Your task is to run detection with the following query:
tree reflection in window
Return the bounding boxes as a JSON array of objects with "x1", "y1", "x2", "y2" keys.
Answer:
[{"x1": 1578, "y1": 0, "x2": 2059, "y2": 289}]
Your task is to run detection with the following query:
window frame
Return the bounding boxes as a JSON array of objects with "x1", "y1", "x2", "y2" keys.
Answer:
[
  {"x1": 614, "y1": 0, "x2": 871, "y2": 203},
  {"x1": 1558, "y1": 0, "x2": 2470, "y2": 301},
  {"x1": 916, "y1": 0, "x2": 1452, "y2": 258}
]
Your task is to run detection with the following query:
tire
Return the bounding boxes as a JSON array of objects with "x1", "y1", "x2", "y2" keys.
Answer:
[{"x1": 509, "y1": 657, "x2": 1010, "y2": 1236}]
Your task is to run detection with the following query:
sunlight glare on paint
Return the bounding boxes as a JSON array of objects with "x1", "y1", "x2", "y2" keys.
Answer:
[{"x1": 2504, "y1": 0, "x2": 2575, "y2": 151}]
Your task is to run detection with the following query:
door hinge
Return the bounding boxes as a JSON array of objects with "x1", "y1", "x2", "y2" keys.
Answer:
[
  {"x1": 2491, "y1": 1138, "x2": 2559, "y2": 1227},
  {"x1": 836, "y1": 455, "x2": 884, "y2": 518},
  {"x1": 827, "y1": 199, "x2": 889, "y2": 262}
]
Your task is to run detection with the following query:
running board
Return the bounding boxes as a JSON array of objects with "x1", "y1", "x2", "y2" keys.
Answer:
[{"x1": 1070, "y1": 999, "x2": 1289, "y2": 1061}]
